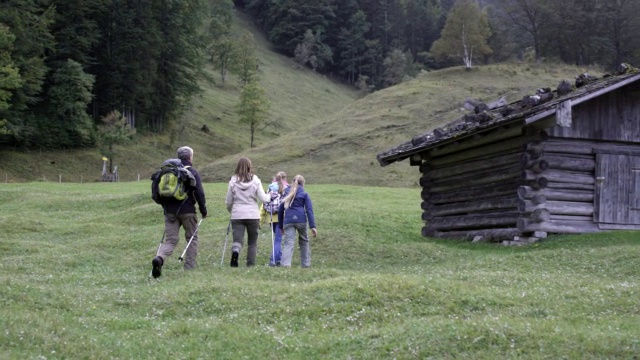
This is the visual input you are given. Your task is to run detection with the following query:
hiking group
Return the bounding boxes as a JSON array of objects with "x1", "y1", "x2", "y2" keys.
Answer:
[{"x1": 150, "y1": 146, "x2": 317, "y2": 278}]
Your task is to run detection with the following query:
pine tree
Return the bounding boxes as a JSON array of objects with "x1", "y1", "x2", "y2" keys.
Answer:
[
  {"x1": 46, "y1": 59, "x2": 96, "y2": 147},
  {"x1": 337, "y1": 10, "x2": 370, "y2": 84},
  {"x1": 0, "y1": 25, "x2": 22, "y2": 137},
  {"x1": 0, "y1": 0, "x2": 54, "y2": 145}
]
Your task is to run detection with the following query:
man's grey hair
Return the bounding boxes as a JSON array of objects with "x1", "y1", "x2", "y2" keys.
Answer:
[{"x1": 176, "y1": 146, "x2": 193, "y2": 160}]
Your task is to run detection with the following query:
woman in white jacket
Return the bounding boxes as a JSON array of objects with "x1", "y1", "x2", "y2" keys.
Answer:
[{"x1": 225, "y1": 157, "x2": 271, "y2": 267}]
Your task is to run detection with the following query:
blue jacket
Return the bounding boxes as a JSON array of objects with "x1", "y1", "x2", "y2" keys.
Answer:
[{"x1": 278, "y1": 186, "x2": 315, "y2": 230}]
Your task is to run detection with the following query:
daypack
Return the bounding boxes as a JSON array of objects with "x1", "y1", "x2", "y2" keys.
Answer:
[
  {"x1": 264, "y1": 188, "x2": 285, "y2": 214},
  {"x1": 151, "y1": 159, "x2": 195, "y2": 204}
]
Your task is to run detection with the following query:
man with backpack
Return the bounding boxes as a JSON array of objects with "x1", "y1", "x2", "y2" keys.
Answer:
[{"x1": 151, "y1": 146, "x2": 207, "y2": 278}]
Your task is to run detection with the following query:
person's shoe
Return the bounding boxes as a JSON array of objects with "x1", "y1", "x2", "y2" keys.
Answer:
[
  {"x1": 275, "y1": 261, "x2": 281, "y2": 267},
  {"x1": 230, "y1": 251, "x2": 239, "y2": 267},
  {"x1": 151, "y1": 256, "x2": 163, "y2": 278}
]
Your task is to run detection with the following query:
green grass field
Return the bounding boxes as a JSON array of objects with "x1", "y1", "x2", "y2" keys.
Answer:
[{"x1": 1, "y1": 182, "x2": 639, "y2": 359}]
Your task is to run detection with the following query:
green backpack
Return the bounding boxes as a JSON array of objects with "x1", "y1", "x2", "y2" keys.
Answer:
[{"x1": 151, "y1": 159, "x2": 192, "y2": 203}]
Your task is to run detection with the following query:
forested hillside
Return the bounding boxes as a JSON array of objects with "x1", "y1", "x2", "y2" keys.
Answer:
[
  {"x1": 0, "y1": 2, "x2": 358, "y2": 182},
  {"x1": 238, "y1": 0, "x2": 640, "y2": 88},
  {"x1": 0, "y1": 0, "x2": 628, "y2": 184}
]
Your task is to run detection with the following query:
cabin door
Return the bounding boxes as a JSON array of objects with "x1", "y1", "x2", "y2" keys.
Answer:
[{"x1": 595, "y1": 153, "x2": 640, "y2": 229}]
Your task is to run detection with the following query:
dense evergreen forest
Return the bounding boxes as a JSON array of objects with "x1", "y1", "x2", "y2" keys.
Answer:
[{"x1": 1, "y1": 0, "x2": 639, "y2": 150}]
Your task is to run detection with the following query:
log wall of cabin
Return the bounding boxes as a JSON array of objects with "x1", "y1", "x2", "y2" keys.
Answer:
[
  {"x1": 420, "y1": 132, "x2": 640, "y2": 240},
  {"x1": 420, "y1": 126, "x2": 547, "y2": 241},
  {"x1": 516, "y1": 138, "x2": 601, "y2": 234}
]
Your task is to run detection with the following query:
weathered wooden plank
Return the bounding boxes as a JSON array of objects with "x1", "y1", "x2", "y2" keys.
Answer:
[
  {"x1": 425, "y1": 196, "x2": 518, "y2": 217},
  {"x1": 546, "y1": 181, "x2": 595, "y2": 190},
  {"x1": 519, "y1": 200, "x2": 593, "y2": 216},
  {"x1": 550, "y1": 215, "x2": 593, "y2": 221},
  {"x1": 426, "y1": 211, "x2": 520, "y2": 230},
  {"x1": 546, "y1": 200, "x2": 593, "y2": 216},
  {"x1": 543, "y1": 142, "x2": 593, "y2": 155},
  {"x1": 517, "y1": 219, "x2": 601, "y2": 233},
  {"x1": 556, "y1": 100, "x2": 572, "y2": 127},
  {"x1": 427, "y1": 166, "x2": 522, "y2": 193},
  {"x1": 517, "y1": 186, "x2": 594, "y2": 202},
  {"x1": 522, "y1": 169, "x2": 594, "y2": 185},
  {"x1": 420, "y1": 162, "x2": 520, "y2": 186},
  {"x1": 427, "y1": 181, "x2": 521, "y2": 204},
  {"x1": 545, "y1": 155, "x2": 595, "y2": 172},
  {"x1": 428, "y1": 135, "x2": 528, "y2": 167},
  {"x1": 427, "y1": 153, "x2": 521, "y2": 179},
  {"x1": 544, "y1": 138, "x2": 640, "y2": 156}
]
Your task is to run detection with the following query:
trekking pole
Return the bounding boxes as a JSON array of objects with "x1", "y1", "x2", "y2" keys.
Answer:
[
  {"x1": 270, "y1": 210, "x2": 275, "y2": 264},
  {"x1": 220, "y1": 220, "x2": 231, "y2": 265},
  {"x1": 179, "y1": 218, "x2": 203, "y2": 262}
]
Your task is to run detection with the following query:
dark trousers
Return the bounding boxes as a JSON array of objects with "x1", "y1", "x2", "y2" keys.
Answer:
[{"x1": 230, "y1": 219, "x2": 260, "y2": 266}]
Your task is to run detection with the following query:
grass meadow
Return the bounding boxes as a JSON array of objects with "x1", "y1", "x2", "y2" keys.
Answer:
[{"x1": 1, "y1": 182, "x2": 639, "y2": 359}]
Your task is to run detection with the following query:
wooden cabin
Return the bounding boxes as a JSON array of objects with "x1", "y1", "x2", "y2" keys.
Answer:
[{"x1": 377, "y1": 65, "x2": 640, "y2": 244}]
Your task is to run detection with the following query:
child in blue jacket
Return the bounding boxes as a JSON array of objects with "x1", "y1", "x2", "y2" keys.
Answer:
[{"x1": 278, "y1": 175, "x2": 317, "y2": 267}]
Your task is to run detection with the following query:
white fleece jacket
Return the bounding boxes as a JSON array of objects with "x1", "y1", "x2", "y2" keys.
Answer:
[{"x1": 225, "y1": 175, "x2": 271, "y2": 219}]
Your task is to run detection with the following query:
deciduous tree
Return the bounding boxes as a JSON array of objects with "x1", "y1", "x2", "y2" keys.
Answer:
[
  {"x1": 430, "y1": 0, "x2": 492, "y2": 69},
  {"x1": 236, "y1": 80, "x2": 269, "y2": 148},
  {"x1": 230, "y1": 31, "x2": 259, "y2": 86},
  {"x1": 98, "y1": 110, "x2": 135, "y2": 173}
]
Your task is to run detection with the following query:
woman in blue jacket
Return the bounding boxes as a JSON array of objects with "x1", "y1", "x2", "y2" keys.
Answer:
[{"x1": 278, "y1": 175, "x2": 317, "y2": 268}]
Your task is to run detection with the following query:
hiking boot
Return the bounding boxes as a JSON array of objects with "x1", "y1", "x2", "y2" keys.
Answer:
[
  {"x1": 151, "y1": 256, "x2": 163, "y2": 278},
  {"x1": 275, "y1": 261, "x2": 281, "y2": 267},
  {"x1": 230, "y1": 251, "x2": 239, "y2": 267}
]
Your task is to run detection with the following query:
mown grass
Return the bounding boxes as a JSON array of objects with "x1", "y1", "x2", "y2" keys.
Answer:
[{"x1": 1, "y1": 182, "x2": 639, "y2": 359}]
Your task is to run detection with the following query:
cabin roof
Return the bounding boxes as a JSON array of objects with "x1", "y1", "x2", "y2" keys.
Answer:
[{"x1": 376, "y1": 67, "x2": 640, "y2": 167}]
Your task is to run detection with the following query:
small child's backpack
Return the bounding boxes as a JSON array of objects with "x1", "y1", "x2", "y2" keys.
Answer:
[
  {"x1": 151, "y1": 159, "x2": 193, "y2": 204},
  {"x1": 264, "y1": 188, "x2": 284, "y2": 214}
]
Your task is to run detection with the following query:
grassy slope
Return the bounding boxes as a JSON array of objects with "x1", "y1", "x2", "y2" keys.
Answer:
[
  {"x1": 0, "y1": 9, "x2": 602, "y2": 187},
  {"x1": 1, "y1": 182, "x2": 638, "y2": 359},
  {"x1": 202, "y1": 62, "x2": 603, "y2": 187}
]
